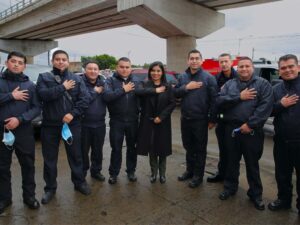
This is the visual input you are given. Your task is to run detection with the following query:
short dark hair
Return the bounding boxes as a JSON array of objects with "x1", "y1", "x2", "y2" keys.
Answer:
[
  {"x1": 148, "y1": 61, "x2": 167, "y2": 84},
  {"x1": 52, "y1": 50, "x2": 69, "y2": 60},
  {"x1": 218, "y1": 53, "x2": 231, "y2": 59},
  {"x1": 7, "y1": 51, "x2": 27, "y2": 64},
  {"x1": 188, "y1": 49, "x2": 202, "y2": 59},
  {"x1": 278, "y1": 54, "x2": 298, "y2": 66},
  {"x1": 238, "y1": 56, "x2": 253, "y2": 64},
  {"x1": 83, "y1": 60, "x2": 99, "y2": 69},
  {"x1": 117, "y1": 57, "x2": 131, "y2": 64}
]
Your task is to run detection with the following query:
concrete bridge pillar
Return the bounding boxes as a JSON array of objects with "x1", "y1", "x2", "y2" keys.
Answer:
[
  {"x1": 118, "y1": 0, "x2": 225, "y2": 72},
  {"x1": 26, "y1": 56, "x2": 34, "y2": 64},
  {"x1": 167, "y1": 36, "x2": 196, "y2": 73}
]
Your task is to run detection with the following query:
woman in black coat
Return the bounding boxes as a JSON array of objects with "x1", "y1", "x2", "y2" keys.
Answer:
[{"x1": 136, "y1": 61, "x2": 176, "y2": 183}]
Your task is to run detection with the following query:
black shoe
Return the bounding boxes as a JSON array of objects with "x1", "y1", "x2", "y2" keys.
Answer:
[
  {"x1": 252, "y1": 198, "x2": 265, "y2": 211},
  {"x1": 178, "y1": 171, "x2": 193, "y2": 181},
  {"x1": 219, "y1": 190, "x2": 235, "y2": 200},
  {"x1": 160, "y1": 176, "x2": 166, "y2": 184},
  {"x1": 23, "y1": 197, "x2": 40, "y2": 209},
  {"x1": 188, "y1": 176, "x2": 202, "y2": 188},
  {"x1": 127, "y1": 173, "x2": 137, "y2": 182},
  {"x1": 75, "y1": 183, "x2": 91, "y2": 195},
  {"x1": 207, "y1": 173, "x2": 224, "y2": 183},
  {"x1": 41, "y1": 191, "x2": 55, "y2": 205},
  {"x1": 150, "y1": 175, "x2": 157, "y2": 183},
  {"x1": 268, "y1": 199, "x2": 291, "y2": 211},
  {"x1": 0, "y1": 200, "x2": 12, "y2": 214},
  {"x1": 91, "y1": 173, "x2": 105, "y2": 182},
  {"x1": 108, "y1": 176, "x2": 117, "y2": 184}
]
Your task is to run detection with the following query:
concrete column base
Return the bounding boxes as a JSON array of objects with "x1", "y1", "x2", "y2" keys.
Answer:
[
  {"x1": 167, "y1": 36, "x2": 196, "y2": 73},
  {"x1": 26, "y1": 56, "x2": 34, "y2": 64}
]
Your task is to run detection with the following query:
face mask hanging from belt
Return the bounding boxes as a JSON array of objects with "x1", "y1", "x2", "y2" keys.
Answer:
[
  {"x1": 231, "y1": 128, "x2": 255, "y2": 138},
  {"x1": 2, "y1": 128, "x2": 15, "y2": 150},
  {"x1": 61, "y1": 123, "x2": 73, "y2": 145}
]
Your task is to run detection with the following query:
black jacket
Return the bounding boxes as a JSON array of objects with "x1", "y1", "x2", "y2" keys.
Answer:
[
  {"x1": 272, "y1": 76, "x2": 300, "y2": 140},
  {"x1": 217, "y1": 75, "x2": 273, "y2": 129},
  {"x1": 103, "y1": 73, "x2": 140, "y2": 122},
  {"x1": 215, "y1": 68, "x2": 238, "y2": 91},
  {"x1": 175, "y1": 68, "x2": 218, "y2": 122},
  {"x1": 0, "y1": 69, "x2": 41, "y2": 125},
  {"x1": 81, "y1": 74, "x2": 106, "y2": 128},
  {"x1": 136, "y1": 81, "x2": 176, "y2": 156},
  {"x1": 215, "y1": 68, "x2": 238, "y2": 121},
  {"x1": 36, "y1": 68, "x2": 89, "y2": 126}
]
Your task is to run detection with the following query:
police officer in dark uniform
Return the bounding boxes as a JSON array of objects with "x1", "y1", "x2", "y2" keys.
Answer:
[
  {"x1": 217, "y1": 57, "x2": 273, "y2": 210},
  {"x1": 37, "y1": 50, "x2": 90, "y2": 204},
  {"x1": 176, "y1": 49, "x2": 218, "y2": 188},
  {"x1": 103, "y1": 57, "x2": 139, "y2": 184},
  {"x1": 0, "y1": 51, "x2": 40, "y2": 214},
  {"x1": 81, "y1": 61, "x2": 106, "y2": 181},
  {"x1": 207, "y1": 53, "x2": 238, "y2": 183},
  {"x1": 268, "y1": 54, "x2": 300, "y2": 214}
]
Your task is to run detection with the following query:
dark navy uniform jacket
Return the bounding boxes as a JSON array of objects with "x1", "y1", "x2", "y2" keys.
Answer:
[
  {"x1": 215, "y1": 68, "x2": 238, "y2": 121},
  {"x1": 272, "y1": 75, "x2": 300, "y2": 140},
  {"x1": 103, "y1": 73, "x2": 140, "y2": 122},
  {"x1": 215, "y1": 68, "x2": 238, "y2": 91},
  {"x1": 217, "y1": 75, "x2": 273, "y2": 129},
  {"x1": 0, "y1": 69, "x2": 41, "y2": 125},
  {"x1": 36, "y1": 68, "x2": 89, "y2": 126},
  {"x1": 175, "y1": 68, "x2": 218, "y2": 122},
  {"x1": 81, "y1": 74, "x2": 106, "y2": 128}
]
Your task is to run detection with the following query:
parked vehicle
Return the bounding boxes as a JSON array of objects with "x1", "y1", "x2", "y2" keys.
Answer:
[
  {"x1": 202, "y1": 57, "x2": 240, "y2": 75},
  {"x1": 254, "y1": 64, "x2": 281, "y2": 85}
]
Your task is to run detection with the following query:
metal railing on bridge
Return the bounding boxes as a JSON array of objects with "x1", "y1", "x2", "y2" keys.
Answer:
[{"x1": 0, "y1": 0, "x2": 40, "y2": 21}]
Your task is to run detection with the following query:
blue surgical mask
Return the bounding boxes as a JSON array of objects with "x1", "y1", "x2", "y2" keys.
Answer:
[
  {"x1": 2, "y1": 129, "x2": 15, "y2": 150},
  {"x1": 61, "y1": 123, "x2": 73, "y2": 145}
]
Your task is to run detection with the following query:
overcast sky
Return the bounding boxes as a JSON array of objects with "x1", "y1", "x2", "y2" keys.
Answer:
[{"x1": 1, "y1": 0, "x2": 300, "y2": 65}]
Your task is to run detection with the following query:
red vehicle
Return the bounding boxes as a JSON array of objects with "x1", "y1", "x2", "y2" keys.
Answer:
[{"x1": 202, "y1": 57, "x2": 240, "y2": 75}]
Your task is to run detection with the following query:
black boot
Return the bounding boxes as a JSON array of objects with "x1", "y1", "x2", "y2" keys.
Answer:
[
  {"x1": 207, "y1": 172, "x2": 224, "y2": 183},
  {"x1": 159, "y1": 156, "x2": 167, "y2": 184},
  {"x1": 268, "y1": 199, "x2": 291, "y2": 211},
  {"x1": 149, "y1": 154, "x2": 158, "y2": 183}
]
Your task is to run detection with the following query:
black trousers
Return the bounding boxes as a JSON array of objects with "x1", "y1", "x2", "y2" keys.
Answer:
[
  {"x1": 273, "y1": 137, "x2": 300, "y2": 209},
  {"x1": 215, "y1": 121, "x2": 228, "y2": 178},
  {"x1": 0, "y1": 124, "x2": 36, "y2": 202},
  {"x1": 149, "y1": 154, "x2": 167, "y2": 177},
  {"x1": 108, "y1": 120, "x2": 138, "y2": 176},
  {"x1": 41, "y1": 123, "x2": 86, "y2": 192},
  {"x1": 81, "y1": 125, "x2": 106, "y2": 177},
  {"x1": 224, "y1": 124, "x2": 264, "y2": 199},
  {"x1": 181, "y1": 118, "x2": 208, "y2": 178}
]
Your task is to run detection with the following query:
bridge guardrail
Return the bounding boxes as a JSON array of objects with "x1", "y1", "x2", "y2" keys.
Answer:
[{"x1": 0, "y1": 0, "x2": 38, "y2": 21}]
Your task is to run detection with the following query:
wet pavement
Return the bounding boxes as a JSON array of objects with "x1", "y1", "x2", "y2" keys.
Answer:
[{"x1": 0, "y1": 108, "x2": 299, "y2": 225}]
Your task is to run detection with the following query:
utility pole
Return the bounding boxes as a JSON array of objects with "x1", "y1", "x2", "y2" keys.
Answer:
[{"x1": 251, "y1": 48, "x2": 255, "y2": 60}]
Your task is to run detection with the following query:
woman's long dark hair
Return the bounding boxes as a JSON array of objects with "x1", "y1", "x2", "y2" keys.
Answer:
[{"x1": 147, "y1": 61, "x2": 167, "y2": 84}]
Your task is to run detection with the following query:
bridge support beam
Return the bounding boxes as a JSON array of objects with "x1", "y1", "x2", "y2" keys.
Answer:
[
  {"x1": 118, "y1": 0, "x2": 225, "y2": 72},
  {"x1": 0, "y1": 39, "x2": 57, "y2": 64},
  {"x1": 167, "y1": 36, "x2": 196, "y2": 73}
]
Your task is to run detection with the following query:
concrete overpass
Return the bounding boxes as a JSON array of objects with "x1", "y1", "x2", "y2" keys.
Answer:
[{"x1": 0, "y1": 0, "x2": 280, "y2": 70}]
